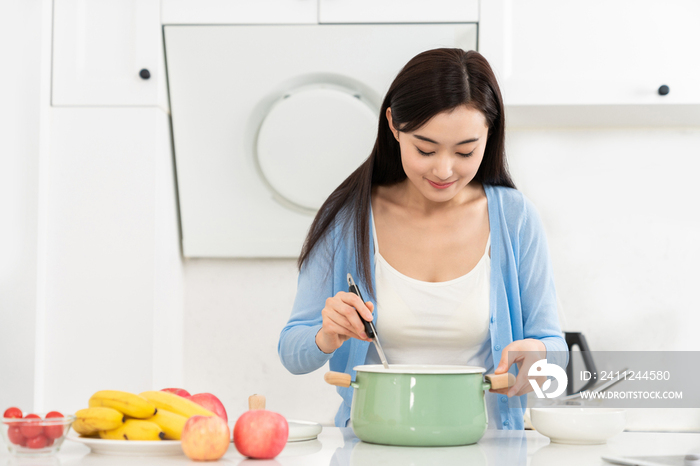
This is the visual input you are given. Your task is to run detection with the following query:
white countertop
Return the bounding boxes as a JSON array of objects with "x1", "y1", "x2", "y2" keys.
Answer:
[{"x1": 3, "y1": 428, "x2": 700, "y2": 466}]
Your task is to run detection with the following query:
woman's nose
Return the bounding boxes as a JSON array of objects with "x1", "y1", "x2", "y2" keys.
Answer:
[{"x1": 432, "y1": 154, "x2": 453, "y2": 180}]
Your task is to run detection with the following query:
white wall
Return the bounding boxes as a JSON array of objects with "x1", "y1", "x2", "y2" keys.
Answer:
[
  {"x1": 507, "y1": 127, "x2": 700, "y2": 352},
  {"x1": 0, "y1": 0, "x2": 42, "y2": 412}
]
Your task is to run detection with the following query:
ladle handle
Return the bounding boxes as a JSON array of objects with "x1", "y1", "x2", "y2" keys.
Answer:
[
  {"x1": 347, "y1": 273, "x2": 375, "y2": 339},
  {"x1": 324, "y1": 371, "x2": 352, "y2": 388},
  {"x1": 485, "y1": 373, "x2": 516, "y2": 390}
]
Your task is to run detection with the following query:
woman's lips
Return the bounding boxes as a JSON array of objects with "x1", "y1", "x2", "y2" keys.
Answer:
[{"x1": 427, "y1": 179, "x2": 455, "y2": 189}]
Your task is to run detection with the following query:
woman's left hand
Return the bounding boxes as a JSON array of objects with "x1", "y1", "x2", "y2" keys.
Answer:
[{"x1": 489, "y1": 339, "x2": 547, "y2": 397}]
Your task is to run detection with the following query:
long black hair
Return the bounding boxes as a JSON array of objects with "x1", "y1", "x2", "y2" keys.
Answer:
[{"x1": 297, "y1": 48, "x2": 515, "y2": 298}]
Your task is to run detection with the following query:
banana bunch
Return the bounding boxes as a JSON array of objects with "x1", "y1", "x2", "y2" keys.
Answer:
[{"x1": 73, "y1": 390, "x2": 206, "y2": 441}]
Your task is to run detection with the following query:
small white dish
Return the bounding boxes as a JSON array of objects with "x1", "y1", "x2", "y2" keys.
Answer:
[
  {"x1": 229, "y1": 419, "x2": 323, "y2": 444},
  {"x1": 287, "y1": 420, "x2": 323, "y2": 442},
  {"x1": 66, "y1": 433, "x2": 184, "y2": 456},
  {"x1": 530, "y1": 408, "x2": 625, "y2": 445}
]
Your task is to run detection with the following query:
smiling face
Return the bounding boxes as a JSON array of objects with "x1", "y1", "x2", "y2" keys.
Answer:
[{"x1": 386, "y1": 104, "x2": 489, "y2": 207}]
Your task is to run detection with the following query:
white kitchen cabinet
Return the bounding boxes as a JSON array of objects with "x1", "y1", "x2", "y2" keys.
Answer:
[
  {"x1": 41, "y1": 107, "x2": 183, "y2": 412},
  {"x1": 52, "y1": 0, "x2": 161, "y2": 106},
  {"x1": 319, "y1": 0, "x2": 478, "y2": 23},
  {"x1": 161, "y1": 0, "x2": 317, "y2": 25},
  {"x1": 480, "y1": 0, "x2": 700, "y2": 126}
]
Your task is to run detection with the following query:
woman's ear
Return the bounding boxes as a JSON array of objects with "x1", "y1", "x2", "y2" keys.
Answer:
[{"x1": 386, "y1": 107, "x2": 399, "y2": 142}]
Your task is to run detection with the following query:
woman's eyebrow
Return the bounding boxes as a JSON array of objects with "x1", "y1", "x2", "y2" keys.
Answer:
[{"x1": 413, "y1": 134, "x2": 479, "y2": 145}]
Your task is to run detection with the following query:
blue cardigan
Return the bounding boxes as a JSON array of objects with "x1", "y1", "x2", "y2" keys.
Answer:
[{"x1": 278, "y1": 185, "x2": 568, "y2": 429}]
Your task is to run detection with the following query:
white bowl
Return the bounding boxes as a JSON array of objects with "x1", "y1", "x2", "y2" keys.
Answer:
[{"x1": 530, "y1": 408, "x2": 626, "y2": 445}]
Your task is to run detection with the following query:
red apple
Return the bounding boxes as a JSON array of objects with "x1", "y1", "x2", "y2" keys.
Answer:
[
  {"x1": 186, "y1": 393, "x2": 228, "y2": 422},
  {"x1": 233, "y1": 410, "x2": 288, "y2": 460},
  {"x1": 161, "y1": 388, "x2": 191, "y2": 397},
  {"x1": 181, "y1": 415, "x2": 230, "y2": 461}
]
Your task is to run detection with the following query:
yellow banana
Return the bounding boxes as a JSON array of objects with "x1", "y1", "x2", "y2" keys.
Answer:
[
  {"x1": 139, "y1": 391, "x2": 215, "y2": 418},
  {"x1": 99, "y1": 419, "x2": 164, "y2": 441},
  {"x1": 73, "y1": 407, "x2": 125, "y2": 435},
  {"x1": 89, "y1": 390, "x2": 157, "y2": 419},
  {"x1": 145, "y1": 409, "x2": 188, "y2": 440},
  {"x1": 72, "y1": 419, "x2": 96, "y2": 436}
]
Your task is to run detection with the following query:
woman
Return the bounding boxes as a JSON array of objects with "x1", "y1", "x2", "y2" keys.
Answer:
[{"x1": 278, "y1": 48, "x2": 567, "y2": 429}]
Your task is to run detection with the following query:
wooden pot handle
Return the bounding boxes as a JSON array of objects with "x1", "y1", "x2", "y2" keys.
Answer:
[
  {"x1": 324, "y1": 371, "x2": 352, "y2": 388},
  {"x1": 248, "y1": 394, "x2": 266, "y2": 410},
  {"x1": 485, "y1": 373, "x2": 516, "y2": 390}
]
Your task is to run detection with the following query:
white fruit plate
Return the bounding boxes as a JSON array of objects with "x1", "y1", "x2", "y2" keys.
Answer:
[{"x1": 66, "y1": 432, "x2": 184, "y2": 456}]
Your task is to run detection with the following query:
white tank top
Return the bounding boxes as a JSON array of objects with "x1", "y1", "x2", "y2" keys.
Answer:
[{"x1": 365, "y1": 206, "x2": 492, "y2": 366}]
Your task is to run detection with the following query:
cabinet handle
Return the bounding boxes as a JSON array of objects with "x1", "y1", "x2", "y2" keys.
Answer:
[
  {"x1": 139, "y1": 69, "x2": 151, "y2": 80},
  {"x1": 658, "y1": 85, "x2": 670, "y2": 96}
]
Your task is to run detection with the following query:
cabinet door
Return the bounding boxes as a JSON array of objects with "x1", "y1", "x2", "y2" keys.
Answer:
[
  {"x1": 319, "y1": 0, "x2": 478, "y2": 23},
  {"x1": 480, "y1": 0, "x2": 700, "y2": 107},
  {"x1": 42, "y1": 107, "x2": 183, "y2": 409},
  {"x1": 162, "y1": 0, "x2": 317, "y2": 24},
  {"x1": 52, "y1": 0, "x2": 160, "y2": 106}
]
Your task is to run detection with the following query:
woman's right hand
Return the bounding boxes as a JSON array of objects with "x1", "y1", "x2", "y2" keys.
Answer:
[{"x1": 315, "y1": 291, "x2": 375, "y2": 354}]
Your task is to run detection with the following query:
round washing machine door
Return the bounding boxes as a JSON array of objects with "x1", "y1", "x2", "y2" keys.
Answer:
[{"x1": 255, "y1": 84, "x2": 378, "y2": 212}]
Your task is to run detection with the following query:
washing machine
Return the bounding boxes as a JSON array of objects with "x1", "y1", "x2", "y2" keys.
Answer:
[{"x1": 164, "y1": 23, "x2": 478, "y2": 257}]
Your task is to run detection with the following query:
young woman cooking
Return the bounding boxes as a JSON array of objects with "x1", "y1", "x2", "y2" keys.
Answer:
[{"x1": 278, "y1": 48, "x2": 567, "y2": 429}]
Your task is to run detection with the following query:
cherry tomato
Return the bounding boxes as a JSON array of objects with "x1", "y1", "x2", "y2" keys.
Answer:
[
  {"x1": 7, "y1": 426, "x2": 26, "y2": 446},
  {"x1": 20, "y1": 414, "x2": 43, "y2": 438},
  {"x1": 46, "y1": 436, "x2": 55, "y2": 447},
  {"x1": 26, "y1": 434, "x2": 48, "y2": 449},
  {"x1": 3, "y1": 407, "x2": 22, "y2": 419},
  {"x1": 43, "y1": 411, "x2": 64, "y2": 439}
]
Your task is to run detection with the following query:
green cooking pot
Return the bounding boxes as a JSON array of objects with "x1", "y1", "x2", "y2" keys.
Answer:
[{"x1": 325, "y1": 364, "x2": 514, "y2": 447}]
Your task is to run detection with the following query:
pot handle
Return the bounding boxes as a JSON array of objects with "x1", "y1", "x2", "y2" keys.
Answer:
[
  {"x1": 324, "y1": 371, "x2": 352, "y2": 388},
  {"x1": 483, "y1": 373, "x2": 516, "y2": 391}
]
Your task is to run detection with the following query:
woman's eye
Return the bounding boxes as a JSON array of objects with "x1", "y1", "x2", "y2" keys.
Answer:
[{"x1": 416, "y1": 147, "x2": 474, "y2": 157}]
